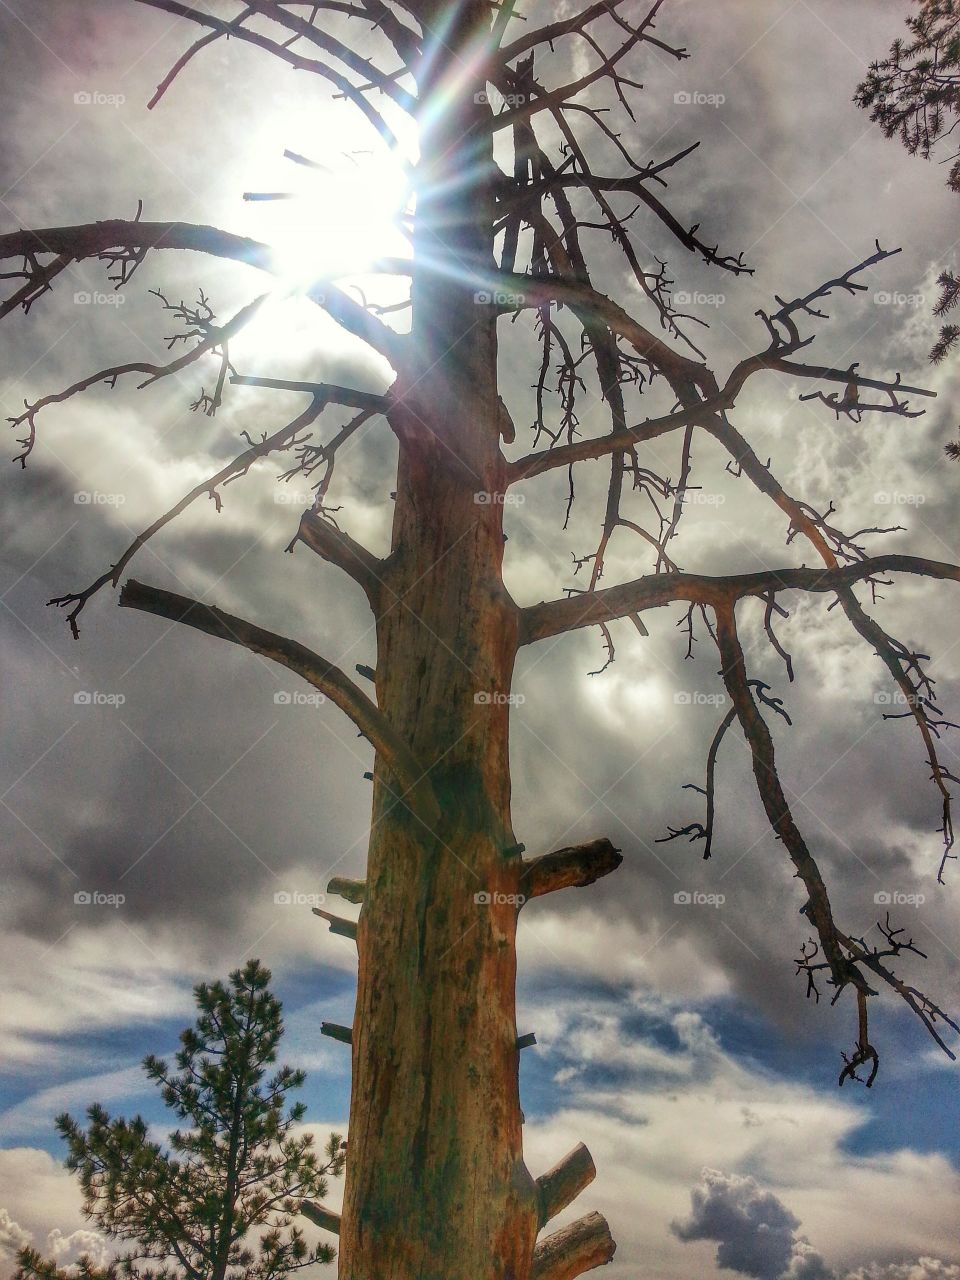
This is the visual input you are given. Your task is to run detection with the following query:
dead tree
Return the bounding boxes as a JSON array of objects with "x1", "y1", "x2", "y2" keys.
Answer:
[{"x1": 3, "y1": 2, "x2": 960, "y2": 1277}]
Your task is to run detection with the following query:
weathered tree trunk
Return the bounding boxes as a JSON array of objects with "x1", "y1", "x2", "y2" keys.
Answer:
[
  {"x1": 339, "y1": 448, "x2": 538, "y2": 1277},
  {"x1": 338, "y1": 7, "x2": 541, "y2": 1276}
]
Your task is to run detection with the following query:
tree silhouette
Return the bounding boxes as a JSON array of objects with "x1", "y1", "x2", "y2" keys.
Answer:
[
  {"x1": 3, "y1": 3, "x2": 960, "y2": 1277},
  {"x1": 13, "y1": 959, "x2": 345, "y2": 1280}
]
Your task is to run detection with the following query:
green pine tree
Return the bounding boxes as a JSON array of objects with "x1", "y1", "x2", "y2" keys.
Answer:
[{"x1": 15, "y1": 959, "x2": 345, "y2": 1280}]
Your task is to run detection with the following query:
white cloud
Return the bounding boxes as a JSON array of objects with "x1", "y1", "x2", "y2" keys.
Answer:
[
  {"x1": 46, "y1": 1228, "x2": 110, "y2": 1270},
  {"x1": 0, "y1": 1150, "x2": 87, "y2": 1280},
  {"x1": 0, "y1": 1209, "x2": 31, "y2": 1261},
  {"x1": 847, "y1": 1264, "x2": 960, "y2": 1280}
]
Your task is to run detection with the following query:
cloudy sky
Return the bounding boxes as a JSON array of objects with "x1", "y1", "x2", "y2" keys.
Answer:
[{"x1": 2, "y1": 1, "x2": 960, "y2": 1277}]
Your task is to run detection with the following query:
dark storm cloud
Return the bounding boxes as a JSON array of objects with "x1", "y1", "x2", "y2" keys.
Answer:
[{"x1": 672, "y1": 1168, "x2": 833, "y2": 1280}]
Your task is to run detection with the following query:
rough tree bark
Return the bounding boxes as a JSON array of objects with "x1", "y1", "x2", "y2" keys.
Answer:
[{"x1": 341, "y1": 8, "x2": 541, "y2": 1271}]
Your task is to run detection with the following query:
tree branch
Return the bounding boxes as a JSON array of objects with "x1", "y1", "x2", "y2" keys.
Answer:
[
  {"x1": 702, "y1": 392, "x2": 957, "y2": 881},
  {"x1": 10, "y1": 290, "x2": 267, "y2": 466},
  {"x1": 519, "y1": 838, "x2": 623, "y2": 898},
  {"x1": 520, "y1": 556, "x2": 960, "y2": 644},
  {"x1": 290, "y1": 509, "x2": 385, "y2": 608},
  {"x1": 47, "y1": 401, "x2": 326, "y2": 635},
  {"x1": 507, "y1": 347, "x2": 933, "y2": 485},
  {"x1": 536, "y1": 1143, "x2": 597, "y2": 1229},
  {"x1": 461, "y1": 266, "x2": 712, "y2": 395},
  {"x1": 300, "y1": 1201, "x2": 341, "y2": 1235},
  {"x1": 504, "y1": 245, "x2": 933, "y2": 483},
  {"x1": 327, "y1": 875, "x2": 365, "y2": 903},
  {"x1": 532, "y1": 1211, "x2": 616, "y2": 1280},
  {"x1": 230, "y1": 374, "x2": 389, "y2": 410},
  {"x1": 312, "y1": 907, "x2": 358, "y2": 941},
  {"x1": 117, "y1": 579, "x2": 439, "y2": 823},
  {"x1": 0, "y1": 220, "x2": 405, "y2": 366},
  {"x1": 713, "y1": 600, "x2": 852, "y2": 990},
  {"x1": 484, "y1": 4, "x2": 662, "y2": 136},
  {"x1": 498, "y1": 1, "x2": 643, "y2": 65},
  {"x1": 320, "y1": 1022, "x2": 353, "y2": 1045},
  {"x1": 131, "y1": 0, "x2": 407, "y2": 144}
]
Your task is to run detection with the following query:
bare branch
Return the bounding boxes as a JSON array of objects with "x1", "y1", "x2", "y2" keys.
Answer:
[
  {"x1": 357, "y1": 0, "x2": 421, "y2": 69},
  {"x1": 300, "y1": 1201, "x2": 341, "y2": 1235},
  {"x1": 131, "y1": 0, "x2": 408, "y2": 143},
  {"x1": 536, "y1": 1143, "x2": 597, "y2": 1229},
  {"x1": 118, "y1": 579, "x2": 440, "y2": 823},
  {"x1": 320, "y1": 1021, "x2": 353, "y2": 1045},
  {"x1": 290, "y1": 509, "x2": 385, "y2": 607},
  {"x1": 714, "y1": 599, "x2": 958, "y2": 1081},
  {"x1": 312, "y1": 906, "x2": 358, "y2": 941},
  {"x1": 47, "y1": 401, "x2": 326, "y2": 636},
  {"x1": 327, "y1": 875, "x2": 366, "y2": 903},
  {"x1": 713, "y1": 601, "x2": 858, "y2": 991},
  {"x1": 658, "y1": 707, "x2": 736, "y2": 858},
  {"x1": 0, "y1": 250, "x2": 72, "y2": 320},
  {"x1": 520, "y1": 555, "x2": 960, "y2": 645},
  {"x1": 242, "y1": 0, "x2": 416, "y2": 110},
  {"x1": 230, "y1": 374, "x2": 389, "y2": 410},
  {"x1": 9, "y1": 290, "x2": 266, "y2": 465},
  {"x1": 702, "y1": 401, "x2": 957, "y2": 881},
  {"x1": 504, "y1": 247, "x2": 933, "y2": 483},
  {"x1": 532, "y1": 1211, "x2": 616, "y2": 1280},
  {"x1": 486, "y1": 2, "x2": 672, "y2": 136},
  {"x1": 0, "y1": 220, "x2": 406, "y2": 366},
  {"x1": 519, "y1": 838, "x2": 623, "y2": 899}
]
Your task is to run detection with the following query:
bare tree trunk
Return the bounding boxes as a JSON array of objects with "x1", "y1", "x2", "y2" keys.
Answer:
[
  {"x1": 340, "y1": 446, "x2": 538, "y2": 1277},
  {"x1": 338, "y1": 8, "x2": 541, "y2": 1275}
]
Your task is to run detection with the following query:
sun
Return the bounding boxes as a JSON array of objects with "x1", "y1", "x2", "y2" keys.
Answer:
[
  {"x1": 265, "y1": 153, "x2": 412, "y2": 287},
  {"x1": 239, "y1": 119, "x2": 414, "y2": 290},
  {"x1": 231, "y1": 126, "x2": 414, "y2": 361},
  {"x1": 231, "y1": 136, "x2": 414, "y2": 366}
]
